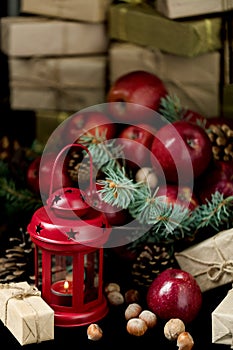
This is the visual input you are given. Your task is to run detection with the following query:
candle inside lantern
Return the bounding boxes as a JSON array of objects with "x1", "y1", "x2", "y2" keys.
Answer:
[{"x1": 51, "y1": 280, "x2": 73, "y2": 306}]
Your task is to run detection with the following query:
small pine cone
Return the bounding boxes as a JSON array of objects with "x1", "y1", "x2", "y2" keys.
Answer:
[
  {"x1": 66, "y1": 149, "x2": 95, "y2": 186},
  {"x1": 0, "y1": 228, "x2": 35, "y2": 284},
  {"x1": 207, "y1": 123, "x2": 233, "y2": 161},
  {"x1": 131, "y1": 243, "x2": 178, "y2": 289}
]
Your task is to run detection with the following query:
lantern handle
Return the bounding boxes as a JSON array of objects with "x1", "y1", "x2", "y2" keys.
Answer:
[{"x1": 48, "y1": 143, "x2": 93, "y2": 198}]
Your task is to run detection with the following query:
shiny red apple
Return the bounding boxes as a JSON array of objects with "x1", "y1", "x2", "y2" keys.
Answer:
[
  {"x1": 146, "y1": 268, "x2": 202, "y2": 324},
  {"x1": 156, "y1": 184, "x2": 199, "y2": 211},
  {"x1": 64, "y1": 111, "x2": 117, "y2": 144},
  {"x1": 107, "y1": 70, "x2": 168, "y2": 124},
  {"x1": 117, "y1": 123, "x2": 156, "y2": 169},
  {"x1": 150, "y1": 120, "x2": 213, "y2": 184},
  {"x1": 195, "y1": 160, "x2": 233, "y2": 203}
]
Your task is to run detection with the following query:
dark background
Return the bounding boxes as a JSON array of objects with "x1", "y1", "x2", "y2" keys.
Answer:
[{"x1": 0, "y1": 1, "x2": 231, "y2": 349}]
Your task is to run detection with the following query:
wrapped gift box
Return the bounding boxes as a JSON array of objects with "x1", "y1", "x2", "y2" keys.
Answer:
[
  {"x1": 0, "y1": 282, "x2": 54, "y2": 345},
  {"x1": 9, "y1": 55, "x2": 107, "y2": 111},
  {"x1": 0, "y1": 16, "x2": 108, "y2": 57},
  {"x1": 109, "y1": 42, "x2": 220, "y2": 117},
  {"x1": 9, "y1": 56, "x2": 107, "y2": 89},
  {"x1": 175, "y1": 228, "x2": 233, "y2": 292},
  {"x1": 155, "y1": 0, "x2": 233, "y2": 19},
  {"x1": 9, "y1": 86, "x2": 105, "y2": 111},
  {"x1": 21, "y1": 0, "x2": 112, "y2": 23},
  {"x1": 212, "y1": 288, "x2": 233, "y2": 347},
  {"x1": 108, "y1": 3, "x2": 222, "y2": 57}
]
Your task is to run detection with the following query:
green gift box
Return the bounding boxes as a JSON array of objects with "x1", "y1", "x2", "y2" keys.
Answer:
[{"x1": 108, "y1": 3, "x2": 222, "y2": 57}]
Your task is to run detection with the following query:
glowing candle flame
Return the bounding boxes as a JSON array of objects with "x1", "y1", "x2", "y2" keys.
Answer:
[{"x1": 64, "y1": 280, "x2": 69, "y2": 292}]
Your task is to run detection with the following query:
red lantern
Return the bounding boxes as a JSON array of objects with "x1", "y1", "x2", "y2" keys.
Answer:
[{"x1": 27, "y1": 144, "x2": 112, "y2": 327}]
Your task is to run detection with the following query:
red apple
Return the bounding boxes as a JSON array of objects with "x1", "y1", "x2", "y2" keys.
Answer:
[
  {"x1": 195, "y1": 160, "x2": 233, "y2": 203},
  {"x1": 27, "y1": 156, "x2": 41, "y2": 195},
  {"x1": 146, "y1": 268, "x2": 202, "y2": 324},
  {"x1": 107, "y1": 70, "x2": 168, "y2": 124},
  {"x1": 156, "y1": 184, "x2": 199, "y2": 211},
  {"x1": 87, "y1": 186, "x2": 132, "y2": 227},
  {"x1": 117, "y1": 123, "x2": 156, "y2": 169},
  {"x1": 150, "y1": 120, "x2": 213, "y2": 184},
  {"x1": 64, "y1": 111, "x2": 117, "y2": 144}
]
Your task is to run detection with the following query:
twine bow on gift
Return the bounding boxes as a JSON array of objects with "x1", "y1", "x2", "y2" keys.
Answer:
[
  {"x1": 175, "y1": 238, "x2": 233, "y2": 282},
  {"x1": 0, "y1": 283, "x2": 42, "y2": 343}
]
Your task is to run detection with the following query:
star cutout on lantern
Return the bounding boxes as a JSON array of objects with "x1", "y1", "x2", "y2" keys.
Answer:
[
  {"x1": 66, "y1": 228, "x2": 79, "y2": 240},
  {"x1": 52, "y1": 194, "x2": 62, "y2": 205},
  {"x1": 36, "y1": 223, "x2": 43, "y2": 235},
  {"x1": 101, "y1": 222, "x2": 106, "y2": 232}
]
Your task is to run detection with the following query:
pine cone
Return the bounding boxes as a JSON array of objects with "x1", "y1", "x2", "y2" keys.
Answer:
[
  {"x1": 207, "y1": 123, "x2": 233, "y2": 161},
  {"x1": 67, "y1": 149, "x2": 94, "y2": 186},
  {"x1": 0, "y1": 228, "x2": 35, "y2": 283},
  {"x1": 131, "y1": 243, "x2": 178, "y2": 289}
]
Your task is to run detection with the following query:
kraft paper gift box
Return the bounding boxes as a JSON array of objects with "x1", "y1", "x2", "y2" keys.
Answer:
[
  {"x1": 9, "y1": 56, "x2": 107, "y2": 89},
  {"x1": 0, "y1": 281, "x2": 54, "y2": 346},
  {"x1": 175, "y1": 228, "x2": 233, "y2": 292},
  {"x1": 9, "y1": 86, "x2": 105, "y2": 111},
  {"x1": 212, "y1": 288, "x2": 233, "y2": 347},
  {"x1": 109, "y1": 42, "x2": 220, "y2": 117},
  {"x1": 21, "y1": 0, "x2": 112, "y2": 23},
  {"x1": 8, "y1": 55, "x2": 107, "y2": 111},
  {"x1": 0, "y1": 16, "x2": 108, "y2": 57},
  {"x1": 108, "y1": 3, "x2": 222, "y2": 57},
  {"x1": 155, "y1": 0, "x2": 233, "y2": 19}
]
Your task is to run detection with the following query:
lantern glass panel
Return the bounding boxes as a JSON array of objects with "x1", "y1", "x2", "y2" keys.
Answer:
[
  {"x1": 84, "y1": 250, "x2": 99, "y2": 304},
  {"x1": 50, "y1": 255, "x2": 73, "y2": 307}
]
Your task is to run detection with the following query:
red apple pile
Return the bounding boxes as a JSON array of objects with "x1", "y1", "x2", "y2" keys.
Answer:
[{"x1": 27, "y1": 70, "x2": 233, "y2": 212}]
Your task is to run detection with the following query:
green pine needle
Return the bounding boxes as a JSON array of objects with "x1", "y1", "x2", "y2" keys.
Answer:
[
  {"x1": 193, "y1": 191, "x2": 233, "y2": 231},
  {"x1": 97, "y1": 166, "x2": 141, "y2": 209}
]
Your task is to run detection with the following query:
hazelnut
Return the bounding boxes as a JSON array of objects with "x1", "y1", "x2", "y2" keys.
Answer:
[
  {"x1": 177, "y1": 331, "x2": 194, "y2": 350},
  {"x1": 107, "y1": 290, "x2": 124, "y2": 305},
  {"x1": 135, "y1": 167, "x2": 158, "y2": 189},
  {"x1": 139, "y1": 310, "x2": 157, "y2": 328},
  {"x1": 87, "y1": 323, "x2": 103, "y2": 341},
  {"x1": 104, "y1": 282, "x2": 121, "y2": 294},
  {"x1": 125, "y1": 303, "x2": 142, "y2": 320},
  {"x1": 124, "y1": 289, "x2": 140, "y2": 303},
  {"x1": 164, "y1": 318, "x2": 185, "y2": 341},
  {"x1": 126, "y1": 318, "x2": 148, "y2": 336}
]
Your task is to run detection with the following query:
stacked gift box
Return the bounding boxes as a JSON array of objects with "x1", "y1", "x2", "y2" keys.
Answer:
[
  {"x1": 107, "y1": 1, "x2": 228, "y2": 118},
  {"x1": 0, "y1": 0, "x2": 112, "y2": 144}
]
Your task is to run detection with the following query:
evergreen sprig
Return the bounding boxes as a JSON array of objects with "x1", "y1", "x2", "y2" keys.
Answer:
[
  {"x1": 192, "y1": 191, "x2": 233, "y2": 232},
  {"x1": 97, "y1": 166, "x2": 141, "y2": 209}
]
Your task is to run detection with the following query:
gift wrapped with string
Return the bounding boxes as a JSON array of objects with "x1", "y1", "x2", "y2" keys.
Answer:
[
  {"x1": 0, "y1": 282, "x2": 54, "y2": 345},
  {"x1": 175, "y1": 228, "x2": 233, "y2": 292}
]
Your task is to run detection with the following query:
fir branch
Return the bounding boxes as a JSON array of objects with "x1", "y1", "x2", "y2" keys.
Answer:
[
  {"x1": 97, "y1": 166, "x2": 141, "y2": 209},
  {"x1": 193, "y1": 191, "x2": 233, "y2": 231},
  {"x1": 159, "y1": 94, "x2": 184, "y2": 123},
  {"x1": 0, "y1": 177, "x2": 42, "y2": 213},
  {"x1": 78, "y1": 131, "x2": 125, "y2": 168}
]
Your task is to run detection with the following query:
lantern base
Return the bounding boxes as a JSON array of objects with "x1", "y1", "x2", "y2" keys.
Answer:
[{"x1": 53, "y1": 297, "x2": 109, "y2": 327}]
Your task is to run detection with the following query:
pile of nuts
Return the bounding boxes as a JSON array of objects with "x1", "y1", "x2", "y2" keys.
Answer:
[{"x1": 86, "y1": 282, "x2": 194, "y2": 350}]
